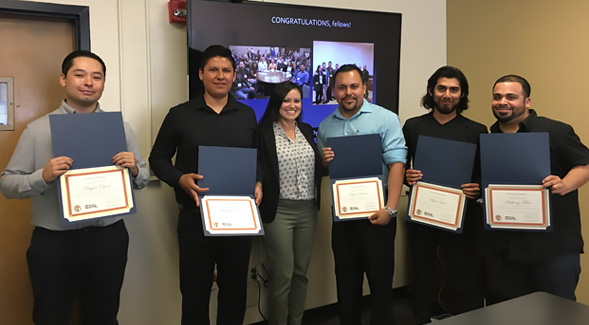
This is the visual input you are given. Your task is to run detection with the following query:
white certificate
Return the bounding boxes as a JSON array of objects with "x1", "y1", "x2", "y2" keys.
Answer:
[
  {"x1": 200, "y1": 195, "x2": 264, "y2": 236},
  {"x1": 485, "y1": 184, "x2": 550, "y2": 230},
  {"x1": 408, "y1": 182, "x2": 466, "y2": 232},
  {"x1": 59, "y1": 165, "x2": 134, "y2": 222},
  {"x1": 332, "y1": 177, "x2": 384, "y2": 220}
]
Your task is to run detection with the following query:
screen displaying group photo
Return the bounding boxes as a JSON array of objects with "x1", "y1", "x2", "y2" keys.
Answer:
[{"x1": 188, "y1": 0, "x2": 401, "y2": 128}]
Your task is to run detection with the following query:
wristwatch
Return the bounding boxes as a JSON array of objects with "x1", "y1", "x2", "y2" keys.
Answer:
[{"x1": 384, "y1": 206, "x2": 397, "y2": 218}]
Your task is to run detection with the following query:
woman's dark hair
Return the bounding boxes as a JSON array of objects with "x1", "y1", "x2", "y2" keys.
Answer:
[{"x1": 259, "y1": 81, "x2": 303, "y2": 126}]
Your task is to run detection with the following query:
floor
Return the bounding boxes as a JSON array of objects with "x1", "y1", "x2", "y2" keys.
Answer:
[
  {"x1": 251, "y1": 287, "x2": 448, "y2": 325},
  {"x1": 301, "y1": 290, "x2": 415, "y2": 325}
]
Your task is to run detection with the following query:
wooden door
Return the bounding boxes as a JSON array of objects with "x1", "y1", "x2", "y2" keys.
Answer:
[{"x1": 0, "y1": 13, "x2": 74, "y2": 325}]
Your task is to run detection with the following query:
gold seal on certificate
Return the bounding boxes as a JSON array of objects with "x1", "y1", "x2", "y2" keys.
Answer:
[
  {"x1": 408, "y1": 181, "x2": 466, "y2": 232},
  {"x1": 484, "y1": 184, "x2": 550, "y2": 230},
  {"x1": 332, "y1": 177, "x2": 384, "y2": 220},
  {"x1": 59, "y1": 165, "x2": 134, "y2": 222},
  {"x1": 200, "y1": 195, "x2": 264, "y2": 236}
]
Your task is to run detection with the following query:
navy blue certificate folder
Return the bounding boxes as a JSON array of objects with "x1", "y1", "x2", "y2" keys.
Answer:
[
  {"x1": 327, "y1": 134, "x2": 382, "y2": 179},
  {"x1": 413, "y1": 135, "x2": 477, "y2": 189},
  {"x1": 49, "y1": 112, "x2": 136, "y2": 222},
  {"x1": 49, "y1": 112, "x2": 127, "y2": 169},
  {"x1": 326, "y1": 134, "x2": 383, "y2": 221},
  {"x1": 480, "y1": 132, "x2": 551, "y2": 231},
  {"x1": 197, "y1": 146, "x2": 257, "y2": 196},
  {"x1": 197, "y1": 146, "x2": 262, "y2": 236},
  {"x1": 408, "y1": 135, "x2": 477, "y2": 233},
  {"x1": 480, "y1": 133, "x2": 550, "y2": 188}
]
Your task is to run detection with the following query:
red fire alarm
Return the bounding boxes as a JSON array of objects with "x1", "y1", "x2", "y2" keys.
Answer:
[{"x1": 168, "y1": 0, "x2": 187, "y2": 24}]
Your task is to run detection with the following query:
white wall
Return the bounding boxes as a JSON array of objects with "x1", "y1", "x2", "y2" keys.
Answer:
[{"x1": 16, "y1": 0, "x2": 446, "y2": 323}]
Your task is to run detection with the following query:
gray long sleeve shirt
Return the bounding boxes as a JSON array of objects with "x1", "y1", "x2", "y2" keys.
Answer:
[{"x1": 1, "y1": 100, "x2": 149, "y2": 230}]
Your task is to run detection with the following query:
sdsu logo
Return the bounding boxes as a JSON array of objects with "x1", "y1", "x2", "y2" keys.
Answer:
[
  {"x1": 416, "y1": 209, "x2": 422, "y2": 215},
  {"x1": 495, "y1": 215, "x2": 502, "y2": 221},
  {"x1": 74, "y1": 205, "x2": 81, "y2": 213}
]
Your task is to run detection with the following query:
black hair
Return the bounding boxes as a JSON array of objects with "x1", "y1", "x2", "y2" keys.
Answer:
[
  {"x1": 61, "y1": 50, "x2": 106, "y2": 77},
  {"x1": 333, "y1": 64, "x2": 363, "y2": 84},
  {"x1": 200, "y1": 45, "x2": 236, "y2": 71},
  {"x1": 421, "y1": 65, "x2": 469, "y2": 113},
  {"x1": 493, "y1": 74, "x2": 531, "y2": 97}
]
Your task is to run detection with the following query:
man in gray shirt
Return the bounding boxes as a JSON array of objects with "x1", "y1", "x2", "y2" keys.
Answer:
[{"x1": 1, "y1": 50, "x2": 149, "y2": 324}]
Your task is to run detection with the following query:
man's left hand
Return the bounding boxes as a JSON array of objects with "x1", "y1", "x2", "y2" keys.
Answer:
[
  {"x1": 254, "y1": 182, "x2": 263, "y2": 205},
  {"x1": 113, "y1": 152, "x2": 138, "y2": 177},
  {"x1": 368, "y1": 209, "x2": 392, "y2": 226},
  {"x1": 543, "y1": 165, "x2": 589, "y2": 196},
  {"x1": 543, "y1": 175, "x2": 567, "y2": 195},
  {"x1": 461, "y1": 183, "x2": 481, "y2": 200}
]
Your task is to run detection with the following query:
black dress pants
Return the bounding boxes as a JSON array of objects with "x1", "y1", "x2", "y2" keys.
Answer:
[
  {"x1": 27, "y1": 220, "x2": 128, "y2": 325},
  {"x1": 408, "y1": 222, "x2": 483, "y2": 324},
  {"x1": 177, "y1": 207, "x2": 251, "y2": 325},
  {"x1": 485, "y1": 250, "x2": 580, "y2": 305},
  {"x1": 332, "y1": 218, "x2": 396, "y2": 325}
]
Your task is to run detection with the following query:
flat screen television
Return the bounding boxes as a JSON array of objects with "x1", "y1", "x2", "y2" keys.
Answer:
[{"x1": 187, "y1": 0, "x2": 402, "y2": 128}]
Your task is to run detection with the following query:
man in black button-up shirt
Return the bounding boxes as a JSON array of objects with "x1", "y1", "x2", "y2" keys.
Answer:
[
  {"x1": 150, "y1": 45, "x2": 262, "y2": 324},
  {"x1": 485, "y1": 74, "x2": 589, "y2": 304}
]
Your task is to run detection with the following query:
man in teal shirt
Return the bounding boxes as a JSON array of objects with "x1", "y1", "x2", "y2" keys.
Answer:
[{"x1": 317, "y1": 64, "x2": 406, "y2": 325}]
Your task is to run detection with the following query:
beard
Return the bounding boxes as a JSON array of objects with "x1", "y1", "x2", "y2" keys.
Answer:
[
  {"x1": 340, "y1": 95, "x2": 361, "y2": 112},
  {"x1": 435, "y1": 101, "x2": 458, "y2": 115},
  {"x1": 492, "y1": 103, "x2": 527, "y2": 124},
  {"x1": 492, "y1": 108, "x2": 516, "y2": 123}
]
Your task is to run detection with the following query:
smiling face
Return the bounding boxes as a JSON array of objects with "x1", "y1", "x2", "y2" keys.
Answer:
[
  {"x1": 199, "y1": 56, "x2": 236, "y2": 100},
  {"x1": 492, "y1": 81, "x2": 530, "y2": 126},
  {"x1": 60, "y1": 56, "x2": 105, "y2": 113},
  {"x1": 430, "y1": 77, "x2": 462, "y2": 115},
  {"x1": 334, "y1": 69, "x2": 365, "y2": 118},
  {"x1": 278, "y1": 88, "x2": 302, "y2": 123}
]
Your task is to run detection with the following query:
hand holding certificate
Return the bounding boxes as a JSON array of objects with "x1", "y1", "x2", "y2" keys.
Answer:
[
  {"x1": 50, "y1": 112, "x2": 137, "y2": 222},
  {"x1": 480, "y1": 133, "x2": 551, "y2": 231},
  {"x1": 326, "y1": 134, "x2": 384, "y2": 221},
  {"x1": 407, "y1": 136, "x2": 477, "y2": 232},
  {"x1": 197, "y1": 146, "x2": 264, "y2": 236}
]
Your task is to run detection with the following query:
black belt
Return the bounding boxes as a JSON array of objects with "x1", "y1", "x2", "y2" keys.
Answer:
[{"x1": 36, "y1": 219, "x2": 124, "y2": 233}]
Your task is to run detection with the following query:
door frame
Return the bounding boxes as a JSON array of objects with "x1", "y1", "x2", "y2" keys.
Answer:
[{"x1": 0, "y1": 0, "x2": 90, "y2": 50}]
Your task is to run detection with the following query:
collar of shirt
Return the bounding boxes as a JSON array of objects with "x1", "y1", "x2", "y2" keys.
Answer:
[
  {"x1": 273, "y1": 121, "x2": 301, "y2": 141},
  {"x1": 332, "y1": 99, "x2": 373, "y2": 121},
  {"x1": 490, "y1": 109, "x2": 537, "y2": 133},
  {"x1": 427, "y1": 110, "x2": 464, "y2": 125},
  {"x1": 58, "y1": 100, "x2": 104, "y2": 114},
  {"x1": 193, "y1": 92, "x2": 239, "y2": 113}
]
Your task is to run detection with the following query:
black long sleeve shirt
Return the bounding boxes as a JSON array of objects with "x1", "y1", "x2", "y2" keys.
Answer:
[{"x1": 149, "y1": 94, "x2": 258, "y2": 205}]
